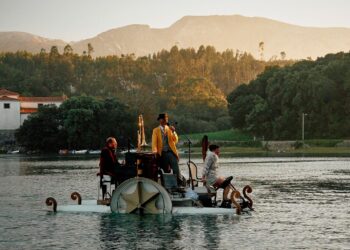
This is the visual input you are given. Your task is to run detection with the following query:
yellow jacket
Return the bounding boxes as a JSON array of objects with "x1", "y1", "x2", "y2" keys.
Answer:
[{"x1": 152, "y1": 125, "x2": 179, "y2": 158}]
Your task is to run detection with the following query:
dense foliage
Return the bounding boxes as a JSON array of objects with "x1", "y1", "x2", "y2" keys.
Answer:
[
  {"x1": 227, "y1": 52, "x2": 350, "y2": 139},
  {"x1": 15, "y1": 96, "x2": 136, "y2": 151},
  {"x1": 0, "y1": 45, "x2": 291, "y2": 134}
]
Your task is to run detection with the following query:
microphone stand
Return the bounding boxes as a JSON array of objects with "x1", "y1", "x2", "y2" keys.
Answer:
[{"x1": 170, "y1": 122, "x2": 192, "y2": 163}]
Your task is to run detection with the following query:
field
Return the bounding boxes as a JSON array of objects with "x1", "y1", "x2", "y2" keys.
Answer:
[
  {"x1": 179, "y1": 130, "x2": 350, "y2": 157},
  {"x1": 182, "y1": 129, "x2": 252, "y2": 142}
]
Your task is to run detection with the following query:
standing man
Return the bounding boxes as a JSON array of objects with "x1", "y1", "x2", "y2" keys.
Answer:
[{"x1": 152, "y1": 113, "x2": 181, "y2": 182}]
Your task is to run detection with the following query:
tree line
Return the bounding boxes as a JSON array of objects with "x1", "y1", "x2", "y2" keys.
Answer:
[
  {"x1": 227, "y1": 52, "x2": 350, "y2": 140},
  {"x1": 0, "y1": 45, "x2": 292, "y2": 134},
  {"x1": 15, "y1": 96, "x2": 135, "y2": 151}
]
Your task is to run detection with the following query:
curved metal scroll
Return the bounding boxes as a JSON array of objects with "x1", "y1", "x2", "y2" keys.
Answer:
[
  {"x1": 243, "y1": 185, "x2": 254, "y2": 210},
  {"x1": 230, "y1": 191, "x2": 242, "y2": 215},
  {"x1": 46, "y1": 197, "x2": 57, "y2": 212},
  {"x1": 222, "y1": 186, "x2": 232, "y2": 201},
  {"x1": 71, "y1": 192, "x2": 82, "y2": 205}
]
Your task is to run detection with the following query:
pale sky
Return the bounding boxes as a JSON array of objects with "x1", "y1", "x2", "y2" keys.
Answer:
[{"x1": 1, "y1": 0, "x2": 349, "y2": 42}]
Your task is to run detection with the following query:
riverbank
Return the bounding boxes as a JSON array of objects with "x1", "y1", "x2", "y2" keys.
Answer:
[{"x1": 180, "y1": 146, "x2": 350, "y2": 157}]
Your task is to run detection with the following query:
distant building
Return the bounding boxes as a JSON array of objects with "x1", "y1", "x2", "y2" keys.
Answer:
[{"x1": 0, "y1": 89, "x2": 67, "y2": 130}]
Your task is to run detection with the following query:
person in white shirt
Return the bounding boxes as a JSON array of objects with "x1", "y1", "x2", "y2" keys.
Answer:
[{"x1": 202, "y1": 144, "x2": 225, "y2": 188}]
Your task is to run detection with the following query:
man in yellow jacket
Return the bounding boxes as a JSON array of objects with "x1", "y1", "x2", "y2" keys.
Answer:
[{"x1": 152, "y1": 113, "x2": 181, "y2": 181}]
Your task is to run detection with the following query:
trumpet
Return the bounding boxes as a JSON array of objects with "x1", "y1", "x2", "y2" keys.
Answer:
[{"x1": 137, "y1": 114, "x2": 147, "y2": 151}]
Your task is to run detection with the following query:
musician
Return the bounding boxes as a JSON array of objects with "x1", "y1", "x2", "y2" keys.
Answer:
[
  {"x1": 152, "y1": 113, "x2": 181, "y2": 181},
  {"x1": 99, "y1": 137, "x2": 120, "y2": 176}
]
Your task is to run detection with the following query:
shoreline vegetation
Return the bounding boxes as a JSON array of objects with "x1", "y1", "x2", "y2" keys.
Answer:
[
  {"x1": 2, "y1": 128, "x2": 349, "y2": 157},
  {"x1": 1, "y1": 145, "x2": 349, "y2": 157},
  {"x1": 1, "y1": 49, "x2": 349, "y2": 153},
  {"x1": 179, "y1": 129, "x2": 349, "y2": 157},
  {"x1": 180, "y1": 146, "x2": 350, "y2": 157}
]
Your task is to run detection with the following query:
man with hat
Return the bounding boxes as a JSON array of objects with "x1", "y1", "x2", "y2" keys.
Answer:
[{"x1": 152, "y1": 113, "x2": 181, "y2": 182}]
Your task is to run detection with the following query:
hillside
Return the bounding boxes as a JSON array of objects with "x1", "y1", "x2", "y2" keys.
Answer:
[
  {"x1": 1, "y1": 15, "x2": 350, "y2": 59},
  {"x1": 0, "y1": 32, "x2": 66, "y2": 53}
]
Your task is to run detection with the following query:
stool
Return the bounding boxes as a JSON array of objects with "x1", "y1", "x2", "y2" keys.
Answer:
[{"x1": 97, "y1": 174, "x2": 114, "y2": 200}]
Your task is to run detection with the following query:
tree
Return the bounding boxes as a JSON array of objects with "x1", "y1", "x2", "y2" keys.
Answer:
[
  {"x1": 88, "y1": 43, "x2": 94, "y2": 57},
  {"x1": 259, "y1": 41, "x2": 264, "y2": 60},
  {"x1": 50, "y1": 46, "x2": 59, "y2": 56},
  {"x1": 227, "y1": 51, "x2": 350, "y2": 139},
  {"x1": 15, "y1": 105, "x2": 65, "y2": 151},
  {"x1": 63, "y1": 44, "x2": 73, "y2": 55},
  {"x1": 280, "y1": 51, "x2": 286, "y2": 60}
]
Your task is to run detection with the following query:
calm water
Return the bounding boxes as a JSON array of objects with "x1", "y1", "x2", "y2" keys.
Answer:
[{"x1": 0, "y1": 155, "x2": 349, "y2": 249}]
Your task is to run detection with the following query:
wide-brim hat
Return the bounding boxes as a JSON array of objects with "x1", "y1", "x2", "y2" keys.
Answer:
[{"x1": 157, "y1": 113, "x2": 167, "y2": 120}]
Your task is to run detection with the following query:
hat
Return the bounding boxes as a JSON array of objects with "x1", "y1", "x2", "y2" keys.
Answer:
[{"x1": 157, "y1": 113, "x2": 167, "y2": 120}]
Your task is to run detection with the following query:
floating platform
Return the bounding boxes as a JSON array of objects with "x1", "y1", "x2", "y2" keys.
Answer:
[
  {"x1": 48, "y1": 199, "x2": 247, "y2": 215},
  {"x1": 46, "y1": 173, "x2": 253, "y2": 216}
]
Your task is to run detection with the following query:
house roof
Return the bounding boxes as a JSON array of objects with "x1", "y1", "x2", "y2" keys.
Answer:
[
  {"x1": 19, "y1": 96, "x2": 67, "y2": 102},
  {"x1": 20, "y1": 108, "x2": 38, "y2": 114},
  {"x1": 0, "y1": 88, "x2": 20, "y2": 96},
  {"x1": 0, "y1": 96, "x2": 20, "y2": 101}
]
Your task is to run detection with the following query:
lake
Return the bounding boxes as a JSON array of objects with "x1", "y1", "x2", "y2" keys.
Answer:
[{"x1": 0, "y1": 155, "x2": 349, "y2": 249}]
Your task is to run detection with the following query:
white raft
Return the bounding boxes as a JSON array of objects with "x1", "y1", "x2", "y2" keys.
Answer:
[
  {"x1": 51, "y1": 201, "x2": 241, "y2": 215},
  {"x1": 46, "y1": 176, "x2": 252, "y2": 215}
]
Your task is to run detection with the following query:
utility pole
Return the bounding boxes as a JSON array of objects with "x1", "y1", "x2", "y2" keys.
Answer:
[{"x1": 302, "y1": 113, "x2": 307, "y2": 143}]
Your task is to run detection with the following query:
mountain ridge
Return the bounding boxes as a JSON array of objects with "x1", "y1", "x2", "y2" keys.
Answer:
[{"x1": 1, "y1": 15, "x2": 350, "y2": 59}]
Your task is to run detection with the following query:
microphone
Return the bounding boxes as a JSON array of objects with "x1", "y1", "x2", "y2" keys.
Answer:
[{"x1": 167, "y1": 121, "x2": 178, "y2": 126}]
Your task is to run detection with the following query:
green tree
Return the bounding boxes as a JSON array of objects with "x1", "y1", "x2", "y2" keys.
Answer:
[{"x1": 15, "y1": 105, "x2": 65, "y2": 151}]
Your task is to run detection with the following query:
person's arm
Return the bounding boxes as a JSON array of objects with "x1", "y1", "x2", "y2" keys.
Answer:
[
  {"x1": 202, "y1": 155, "x2": 213, "y2": 183},
  {"x1": 168, "y1": 126, "x2": 178, "y2": 144},
  {"x1": 152, "y1": 128, "x2": 158, "y2": 154},
  {"x1": 99, "y1": 149, "x2": 107, "y2": 174}
]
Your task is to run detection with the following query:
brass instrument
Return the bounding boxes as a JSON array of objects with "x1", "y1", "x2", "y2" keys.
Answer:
[{"x1": 137, "y1": 114, "x2": 147, "y2": 151}]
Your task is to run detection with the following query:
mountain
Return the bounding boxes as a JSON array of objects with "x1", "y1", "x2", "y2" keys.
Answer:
[
  {"x1": 0, "y1": 32, "x2": 66, "y2": 53},
  {"x1": 1, "y1": 15, "x2": 350, "y2": 59}
]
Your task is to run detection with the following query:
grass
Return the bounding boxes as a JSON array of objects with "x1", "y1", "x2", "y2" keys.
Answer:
[
  {"x1": 304, "y1": 139, "x2": 343, "y2": 147},
  {"x1": 179, "y1": 146, "x2": 350, "y2": 157},
  {"x1": 182, "y1": 129, "x2": 252, "y2": 141},
  {"x1": 177, "y1": 129, "x2": 350, "y2": 156}
]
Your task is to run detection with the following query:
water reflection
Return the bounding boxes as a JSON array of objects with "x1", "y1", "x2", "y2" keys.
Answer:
[
  {"x1": 0, "y1": 155, "x2": 99, "y2": 176},
  {"x1": 1, "y1": 156, "x2": 349, "y2": 249},
  {"x1": 98, "y1": 214, "x2": 226, "y2": 249}
]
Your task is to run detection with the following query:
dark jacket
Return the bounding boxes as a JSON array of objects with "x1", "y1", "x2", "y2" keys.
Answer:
[{"x1": 99, "y1": 147, "x2": 119, "y2": 175}]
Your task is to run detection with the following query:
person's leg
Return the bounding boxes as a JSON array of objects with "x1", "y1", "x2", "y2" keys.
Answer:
[
  {"x1": 168, "y1": 151, "x2": 183, "y2": 185},
  {"x1": 213, "y1": 176, "x2": 225, "y2": 188},
  {"x1": 159, "y1": 153, "x2": 170, "y2": 173}
]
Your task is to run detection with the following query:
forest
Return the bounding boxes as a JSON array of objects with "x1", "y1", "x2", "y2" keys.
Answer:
[
  {"x1": 0, "y1": 45, "x2": 291, "y2": 135},
  {"x1": 227, "y1": 52, "x2": 350, "y2": 139},
  {"x1": 3, "y1": 45, "x2": 349, "y2": 151}
]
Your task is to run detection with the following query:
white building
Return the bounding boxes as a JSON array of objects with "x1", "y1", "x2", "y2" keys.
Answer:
[{"x1": 0, "y1": 89, "x2": 66, "y2": 130}]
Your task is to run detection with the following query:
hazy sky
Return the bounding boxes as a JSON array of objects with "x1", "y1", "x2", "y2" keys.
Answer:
[{"x1": 1, "y1": 0, "x2": 349, "y2": 41}]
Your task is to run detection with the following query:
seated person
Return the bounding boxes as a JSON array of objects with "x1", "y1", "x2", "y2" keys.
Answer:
[
  {"x1": 99, "y1": 137, "x2": 121, "y2": 199},
  {"x1": 202, "y1": 144, "x2": 226, "y2": 189},
  {"x1": 99, "y1": 137, "x2": 121, "y2": 177}
]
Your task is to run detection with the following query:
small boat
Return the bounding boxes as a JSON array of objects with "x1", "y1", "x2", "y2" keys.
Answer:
[
  {"x1": 45, "y1": 116, "x2": 254, "y2": 216},
  {"x1": 8, "y1": 150, "x2": 19, "y2": 154},
  {"x1": 73, "y1": 149, "x2": 88, "y2": 155},
  {"x1": 88, "y1": 150, "x2": 101, "y2": 155}
]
